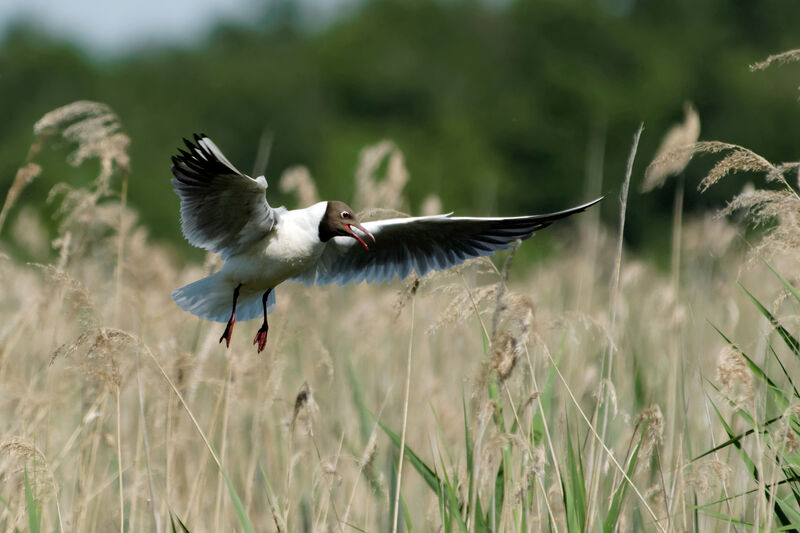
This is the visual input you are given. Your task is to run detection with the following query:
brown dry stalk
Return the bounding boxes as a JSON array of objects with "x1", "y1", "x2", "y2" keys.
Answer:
[{"x1": 0, "y1": 163, "x2": 42, "y2": 234}]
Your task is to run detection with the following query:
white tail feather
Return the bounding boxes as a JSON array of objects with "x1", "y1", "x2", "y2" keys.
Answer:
[{"x1": 172, "y1": 272, "x2": 276, "y2": 323}]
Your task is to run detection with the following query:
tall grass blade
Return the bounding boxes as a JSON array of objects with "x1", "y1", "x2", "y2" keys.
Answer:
[
  {"x1": 738, "y1": 282, "x2": 800, "y2": 356},
  {"x1": 209, "y1": 444, "x2": 255, "y2": 533},
  {"x1": 561, "y1": 421, "x2": 586, "y2": 532},
  {"x1": 491, "y1": 460, "x2": 505, "y2": 531},
  {"x1": 260, "y1": 463, "x2": 287, "y2": 532},
  {"x1": 380, "y1": 420, "x2": 441, "y2": 493},
  {"x1": 769, "y1": 345, "x2": 800, "y2": 399},
  {"x1": 710, "y1": 322, "x2": 790, "y2": 410},
  {"x1": 764, "y1": 261, "x2": 800, "y2": 305},
  {"x1": 604, "y1": 432, "x2": 643, "y2": 532},
  {"x1": 400, "y1": 491, "x2": 415, "y2": 533},
  {"x1": 461, "y1": 393, "x2": 489, "y2": 532},
  {"x1": 693, "y1": 419, "x2": 777, "y2": 460},
  {"x1": 438, "y1": 452, "x2": 468, "y2": 532},
  {"x1": 169, "y1": 511, "x2": 191, "y2": 533},
  {"x1": 23, "y1": 466, "x2": 40, "y2": 533},
  {"x1": 708, "y1": 395, "x2": 792, "y2": 527},
  {"x1": 532, "y1": 359, "x2": 558, "y2": 445},
  {"x1": 346, "y1": 357, "x2": 372, "y2": 444}
]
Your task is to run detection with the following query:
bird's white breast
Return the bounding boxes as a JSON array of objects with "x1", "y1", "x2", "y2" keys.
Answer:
[{"x1": 219, "y1": 202, "x2": 327, "y2": 287}]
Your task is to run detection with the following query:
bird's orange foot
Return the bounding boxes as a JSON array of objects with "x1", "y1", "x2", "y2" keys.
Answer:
[
  {"x1": 219, "y1": 314, "x2": 235, "y2": 347},
  {"x1": 253, "y1": 323, "x2": 268, "y2": 353}
]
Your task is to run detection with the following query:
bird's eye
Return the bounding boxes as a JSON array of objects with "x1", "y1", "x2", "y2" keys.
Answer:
[{"x1": 341, "y1": 211, "x2": 351, "y2": 218}]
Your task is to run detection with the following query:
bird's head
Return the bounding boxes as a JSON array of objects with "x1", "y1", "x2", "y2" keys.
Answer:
[{"x1": 319, "y1": 201, "x2": 376, "y2": 250}]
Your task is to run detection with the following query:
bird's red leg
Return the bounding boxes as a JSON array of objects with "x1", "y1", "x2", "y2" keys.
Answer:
[
  {"x1": 219, "y1": 283, "x2": 242, "y2": 348},
  {"x1": 253, "y1": 288, "x2": 272, "y2": 353}
]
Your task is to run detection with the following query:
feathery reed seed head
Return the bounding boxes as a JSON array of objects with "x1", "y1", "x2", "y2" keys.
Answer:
[
  {"x1": 643, "y1": 102, "x2": 700, "y2": 191},
  {"x1": 716, "y1": 346, "x2": 754, "y2": 408},
  {"x1": 279, "y1": 166, "x2": 319, "y2": 207}
]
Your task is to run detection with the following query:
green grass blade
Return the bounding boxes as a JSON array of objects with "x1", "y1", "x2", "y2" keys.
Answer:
[
  {"x1": 380, "y1": 420, "x2": 441, "y2": 493},
  {"x1": 430, "y1": 404, "x2": 456, "y2": 470},
  {"x1": 708, "y1": 395, "x2": 793, "y2": 527},
  {"x1": 709, "y1": 322, "x2": 789, "y2": 409},
  {"x1": 784, "y1": 468, "x2": 800, "y2": 511},
  {"x1": 462, "y1": 392, "x2": 490, "y2": 532},
  {"x1": 207, "y1": 444, "x2": 254, "y2": 533},
  {"x1": 491, "y1": 459, "x2": 505, "y2": 531},
  {"x1": 169, "y1": 511, "x2": 191, "y2": 533},
  {"x1": 738, "y1": 282, "x2": 800, "y2": 356},
  {"x1": 23, "y1": 466, "x2": 40, "y2": 533},
  {"x1": 345, "y1": 356, "x2": 372, "y2": 444},
  {"x1": 769, "y1": 345, "x2": 800, "y2": 399},
  {"x1": 562, "y1": 420, "x2": 586, "y2": 532},
  {"x1": 487, "y1": 374, "x2": 506, "y2": 432},
  {"x1": 463, "y1": 393, "x2": 473, "y2": 475},
  {"x1": 532, "y1": 339, "x2": 561, "y2": 445},
  {"x1": 764, "y1": 261, "x2": 800, "y2": 305},
  {"x1": 775, "y1": 493, "x2": 800, "y2": 524},
  {"x1": 260, "y1": 463, "x2": 287, "y2": 532},
  {"x1": 438, "y1": 450, "x2": 468, "y2": 532},
  {"x1": 708, "y1": 395, "x2": 758, "y2": 480},
  {"x1": 604, "y1": 432, "x2": 643, "y2": 533},
  {"x1": 692, "y1": 418, "x2": 777, "y2": 461},
  {"x1": 400, "y1": 491, "x2": 415, "y2": 533}
]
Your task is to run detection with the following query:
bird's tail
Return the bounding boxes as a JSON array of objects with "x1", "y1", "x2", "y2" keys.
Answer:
[{"x1": 172, "y1": 272, "x2": 275, "y2": 323}]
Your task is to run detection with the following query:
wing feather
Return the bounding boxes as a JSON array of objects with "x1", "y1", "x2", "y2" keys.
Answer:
[
  {"x1": 171, "y1": 134, "x2": 277, "y2": 258},
  {"x1": 292, "y1": 198, "x2": 602, "y2": 286}
]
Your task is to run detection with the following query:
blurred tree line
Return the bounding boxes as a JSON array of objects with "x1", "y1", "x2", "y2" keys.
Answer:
[{"x1": 1, "y1": 0, "x2": 799, "y2": 262}]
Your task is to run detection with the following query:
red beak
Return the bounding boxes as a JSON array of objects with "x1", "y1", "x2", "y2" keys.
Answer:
[{"x1": 345, "y1": 223, "x2": 376, "y2": 250}]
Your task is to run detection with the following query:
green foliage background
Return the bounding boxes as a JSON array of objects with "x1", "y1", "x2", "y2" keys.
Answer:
[{"x1": 1, "y1": 0, "x2": 798, "y2": 259}]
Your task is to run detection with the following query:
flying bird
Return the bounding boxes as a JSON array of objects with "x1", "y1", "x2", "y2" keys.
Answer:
[{"x1": 171, "y1": 134, "x2": 601, "y2": 352}]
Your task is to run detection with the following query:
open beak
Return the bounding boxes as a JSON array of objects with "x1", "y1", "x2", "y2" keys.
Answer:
[{"x1": 345, "y1": 223, "x2": 376, "y2": 250}]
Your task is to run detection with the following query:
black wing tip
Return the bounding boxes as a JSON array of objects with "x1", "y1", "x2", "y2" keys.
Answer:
[
  {"x1": 178, "y1": 134, "x2": 209, "y2": 154},
  {"x1": 588, "y1": 196, "x2": 604, "y2": 206},
  {"x1": 172, "y1": 133, "x2": 232, "y2": 180},
  {"x1": 558, "y1": 196, "x2": 603, "y2": 215}
]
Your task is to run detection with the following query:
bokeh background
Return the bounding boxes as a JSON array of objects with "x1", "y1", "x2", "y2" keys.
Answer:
[{"x1": 2, "y1": 0, "x2": 799, "y2": 263}]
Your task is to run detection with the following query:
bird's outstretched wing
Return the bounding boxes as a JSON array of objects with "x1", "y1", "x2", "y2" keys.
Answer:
[
  {"x1": 292, "y1": 197, "x2": 602, "y2": 286},
  {"x1": 171, "y1": 134, "x2": 277, "y2": 258}
]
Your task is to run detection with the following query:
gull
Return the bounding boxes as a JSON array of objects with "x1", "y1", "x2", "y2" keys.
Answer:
[{"x1": 171, "y1": 134, "x2": 601, "y2": 352}]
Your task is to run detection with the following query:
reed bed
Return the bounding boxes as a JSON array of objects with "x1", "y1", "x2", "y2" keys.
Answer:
[{"x1": 1, "y1": 53, "x2": 800, "y2": 532}]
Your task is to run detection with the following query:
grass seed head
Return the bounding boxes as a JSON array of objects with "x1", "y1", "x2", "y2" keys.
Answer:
[
  {"x1": 279, "y1": 166, "x2": 319, "y2": 207},
  {"x1": 643, "y1": 102, "x2": 701, "y2": 191},
  {"x1": 686, "y1": 459, "x2": 732, "y2": 495},
  {"x1": 0, "y1": 438, "x2": 54, "y2": 501},
  {"x1": 488, "y1": 330, "x2": 520, "y2": 383},
  {"x1": 635, "y1": 404, "x2": 664, "y2": 460},
  {"x1": 772, "y1": 402, "x2": 800, "y2": 455},
  {"x1": 716, "y1": 346, "x2": 753, "y2": 408},
  {"x1": 291, "y1": 381, "x2": 319, "y2": 437},
  {"x1": 354, "y1": 140, "x2": 409, "y2": 211},
  {"x1": 750, "y1": 49, "x2": 800, "y2": 71},
  {"x1": 721, "y1": 187, "x2": 800, "y2": 262}
]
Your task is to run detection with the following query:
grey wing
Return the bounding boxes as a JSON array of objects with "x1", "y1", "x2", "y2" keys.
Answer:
[
  {"x1": 171, "y1": 134, "x2": 277, "y2": 258},
  {"x1": 292, "y1": 197, "x2": 602, "y2": 286}
]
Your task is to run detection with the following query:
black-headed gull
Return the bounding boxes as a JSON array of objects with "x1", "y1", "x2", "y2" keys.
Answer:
[{"x1": 171, "y1": 134, "x2": 601, "y2": 352}]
